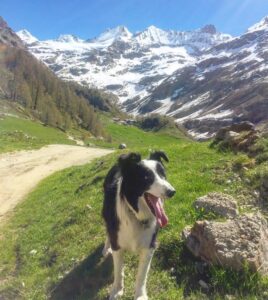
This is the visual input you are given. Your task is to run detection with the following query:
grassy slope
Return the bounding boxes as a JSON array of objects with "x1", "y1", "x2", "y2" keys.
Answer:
[
  {"x1": 1, "y1": 123, "x2": 267, "y2": 300},
  {"x1": 0, "y1": 111, "x2": 186, "y2": 153},
  {"x1": 89, "y1": 115, "x2": 186, "y2": 149},
  {"x1": 0, "y1": 116, "x2": 75, "y2": 153}
]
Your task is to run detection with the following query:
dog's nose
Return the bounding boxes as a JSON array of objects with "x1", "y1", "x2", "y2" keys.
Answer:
[{"x1": 166, "y1": 188, "x2": 176, "y2": 198}]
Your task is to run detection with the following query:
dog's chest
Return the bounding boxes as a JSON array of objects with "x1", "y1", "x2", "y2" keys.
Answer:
[{"x1": 117, "y1": 207, "x2": 156, "y2": 252}]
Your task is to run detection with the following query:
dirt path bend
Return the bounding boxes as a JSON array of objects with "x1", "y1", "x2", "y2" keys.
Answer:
[{"x1": 0, "y1": 145, "x2": 113, "y2": 220}]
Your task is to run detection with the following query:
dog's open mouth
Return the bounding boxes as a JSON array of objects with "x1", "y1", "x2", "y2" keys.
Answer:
[{"x1": 144, "y1": 192, "x2": 168, "y2": 227}]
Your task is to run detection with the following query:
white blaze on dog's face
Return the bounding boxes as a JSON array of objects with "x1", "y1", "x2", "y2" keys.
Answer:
[
  {"x1": 139, "y1": 159, "x2": 176, "y2": 227},
  {"x1": 119, "y1": 153, "x2": 176, "y2": 228}
]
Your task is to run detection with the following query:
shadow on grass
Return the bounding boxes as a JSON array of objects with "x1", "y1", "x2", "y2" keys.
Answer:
[
  {"x1": 155, "y1": 239, "x2": 210, "y2": 298},
  {"x1": 50, "y1": 244, "x2": 113, "y2": 300},
  {"x1": 155, "y1": 239, "x2": 265, "y2": 298}
]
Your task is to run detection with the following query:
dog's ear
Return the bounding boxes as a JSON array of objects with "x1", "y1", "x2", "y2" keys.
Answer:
[
  {"x1": 149, "y1": 151, "x2": 169, "y2": 163},
  {"x1": 118, "y1": 152, "x2": 141, "y2": 169}
]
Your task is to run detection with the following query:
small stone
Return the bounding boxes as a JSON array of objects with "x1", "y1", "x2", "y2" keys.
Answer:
[
  {"x1": 198, "y1": 279, "x2": 209, "y2": 289},
  {"x1": 253, "y1": 190, "x2": 260, "y2": 197},
  {"x1": 29, "y1": 249, "x2": 37, "y2": 255}
]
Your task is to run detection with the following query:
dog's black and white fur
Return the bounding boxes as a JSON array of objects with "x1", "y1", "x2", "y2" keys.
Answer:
[{"x1": 102, "y1": 151, "x2": 176, "y2": 300}]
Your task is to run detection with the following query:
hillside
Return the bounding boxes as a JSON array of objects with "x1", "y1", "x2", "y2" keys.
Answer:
[
  {"x1": 0, "y1": 17, "x2": 118, "y2": 138},
  {"x1": 19, "y1": 16, "x2": 268, "y2": 138},
  {"x1": 1, "y1": 128, "x2": 268, "y2": 299}
]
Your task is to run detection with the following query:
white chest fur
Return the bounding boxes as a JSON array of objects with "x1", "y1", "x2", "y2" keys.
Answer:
[{"x1": 116, "y1": 195, "x2": 157, "y2": 252}]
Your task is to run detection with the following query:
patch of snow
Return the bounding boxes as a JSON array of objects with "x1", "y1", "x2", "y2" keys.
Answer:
[
  {"x1": 197, "y1": 109, "x2": 233, "y2": 120},
  {"x1": 247, "y1": 16, "x2": 268, "y2": 33},
  {"x1": 188, "y1": 130, "x2": 214, "y2": 140},
  {"x1": 16, "y1": 29, "x2": 38, "y2": 44},
  {"x1": 175, "y1": 109, "x2": 204, "y2": 123},
  {"x1": 168, "y1": 92, "x2": 210, "y2": 117}
]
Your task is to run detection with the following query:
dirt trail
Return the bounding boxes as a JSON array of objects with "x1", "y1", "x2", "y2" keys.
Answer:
[{"x1": 0, "y1": 145, "x2": 113, "y2": 220}]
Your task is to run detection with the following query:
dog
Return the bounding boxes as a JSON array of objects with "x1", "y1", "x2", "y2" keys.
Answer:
[{"x1": 102, "y1": 151, "x2": 176, "y2": 300}]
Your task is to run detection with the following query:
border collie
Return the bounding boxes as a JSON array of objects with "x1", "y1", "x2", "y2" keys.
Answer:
[{"x1": 102, "y1": 151, "x2": 176, "y2": 300}]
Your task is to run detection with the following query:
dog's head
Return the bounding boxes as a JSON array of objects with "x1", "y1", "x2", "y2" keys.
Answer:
[{"x1": 118, "y1": 151, "x2": 176, "y2": 227}]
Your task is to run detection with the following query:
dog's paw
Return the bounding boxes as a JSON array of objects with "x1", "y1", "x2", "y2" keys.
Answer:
[
  {"x1": 102, "y1": 245, "x2": 112, "y2": 257},
  {"x1": 109, "y1": 287, "x2": 123, "y2": 300}
]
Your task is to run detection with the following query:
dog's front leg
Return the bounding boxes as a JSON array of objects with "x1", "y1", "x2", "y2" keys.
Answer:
[
  {"x1": 109, "y1": 249, "x2": 124, "y2": 300},
  {"x1": 134, "y1": 248, "x2": 154, "y2": 300}
]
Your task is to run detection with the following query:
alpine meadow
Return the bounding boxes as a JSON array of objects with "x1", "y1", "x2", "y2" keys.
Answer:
[{"x1": 1, "y1": 3, "x2": 268, "y2": 300}]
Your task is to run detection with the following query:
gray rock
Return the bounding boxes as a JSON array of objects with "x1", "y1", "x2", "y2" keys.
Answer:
[
  {"x1": 182, "y1": 213, "x2": 268, "y2": 274},
  {"x1": 194, "y1": 192, "x2": 239, "y2": 218},
  {"x1": 119, "y1": 143, "x2": 127, "y2": 149},
  {"x1": 198, "y1": 279, "x2": 209, "y2": 290}
]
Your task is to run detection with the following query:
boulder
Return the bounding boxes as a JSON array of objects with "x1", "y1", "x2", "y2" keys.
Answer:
[
  {"x1": 212, "y1": 122, "x2": 260, "y2": 154},
  {"x1": 194, "y1": 192, "x2": 239, "y2": 218},
  {"x1": 182, "y1": 213, "x2": 268, "y2": 274},
  {"x1": 215, "y1": 122, "x2": 256, "y2": 141},
  {"x1": 119, "y1": 143, "x2": 127, "y2": 149}
]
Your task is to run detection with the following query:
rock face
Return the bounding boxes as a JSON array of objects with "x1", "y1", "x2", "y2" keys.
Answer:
[
  {"x1": 0, "y1": 16, "x2": 24, "y2": 48},
  {"x1": 194, "y1": 192, "x2": 239, "y2": 218},
  {"x1": 183, "y1": 213, "x2": 268, "y2": 274},
  {"x1": 211, "y1": 122, "x2": 260, "y2": 154}
]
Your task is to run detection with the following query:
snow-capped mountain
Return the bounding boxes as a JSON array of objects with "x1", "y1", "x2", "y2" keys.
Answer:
[
  {"x1": 17, "y1": 17, "x2": 268, "y2": 138},
  {"x1": 135, "y1": 17, "x2": 268, "y2": 138},
  {"x1": 17, "y1": 29, "x2": 38, "y2": 44},
  {"x1": 17, "y1": 24, "x2": 231, "y2": 106}
]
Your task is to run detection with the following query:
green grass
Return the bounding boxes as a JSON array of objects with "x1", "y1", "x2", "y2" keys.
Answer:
[
  {"x1": 0, "y1": 113, "x2": 185, "y2": 153},
  {"x1": 89, "y1": 116, "x2": 186, "y2": 149},
  {"x1": 1, "y1": 137, "x2": 267, "y2": 299},
  {"x1": 0, "y1": 116, "x2": 75, "y2": 153}
]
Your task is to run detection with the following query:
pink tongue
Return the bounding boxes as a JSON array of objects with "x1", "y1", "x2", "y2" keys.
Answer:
[{"x1": 150, "y1": 196, "x2": 168, "y2": 227}]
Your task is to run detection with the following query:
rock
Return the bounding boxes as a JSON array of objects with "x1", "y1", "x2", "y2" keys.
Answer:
[
  {"x1": 119, "y1": 143, "x2": 127, "y2": 149},
  {"x1": 194, "y1": 192, "x2": 239, "y2": 218},
  {"x1": 182, "y1": 213, "x2": 268, "y2": 274},
  {"x1": 198, "y1": 279, "x2": 209, "y2": 289},
  {"x1": 29, "y1": 249, "x2": 37, "y2": 255},
  {"x1": 212, "y1": 122, "x2": 260, "y2": 154},
  {"x1": 215, "y1": 122, "x2": 255, "y2": 140}
]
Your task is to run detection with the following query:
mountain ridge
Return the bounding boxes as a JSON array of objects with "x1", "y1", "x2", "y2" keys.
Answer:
[{"x1": 17, "y1": 16, "x2": 268, "y2": 138}]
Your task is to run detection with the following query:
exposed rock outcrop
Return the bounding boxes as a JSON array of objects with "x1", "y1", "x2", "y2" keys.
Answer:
[
  {"x1": 183, "y1": 213, "x2": 268, "y2": 274},
  {"x1": 0, "y1": 16, "x2": 25, "y2": 48},
  {"x1": 194, "y1": 192, "x2": 239, "y2": 218},
  {"x1": 211, "y1": 122, "x2": 260, "y2": 154}
]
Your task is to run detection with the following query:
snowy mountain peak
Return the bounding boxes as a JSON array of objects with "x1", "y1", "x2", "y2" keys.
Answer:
[
  {"x1": 134, "y1": 25, "x2": 168, "y2": 45},
  {"x1": 247, "y1": 16, "x2": 268, "y2": 33},
  {"x1": 56, "y1": 34, "x2": 84, "y2": 43},
  {"x1": 200, "y1": 24, "x2": 217, "y2": 34},
  {"x1": 94, "y1": 25, "x2": 132, "y2": 43},
  {"x1": 146, "y1": 25, "x2": 163, "y2": 33},
  {"x1": 16, "y1": 29, "x2": 38, "y2": 44}
]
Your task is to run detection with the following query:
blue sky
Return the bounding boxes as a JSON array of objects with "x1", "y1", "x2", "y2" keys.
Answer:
[{"x1": 1, "y1": 0, "x2": 268, "y2": 40}]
